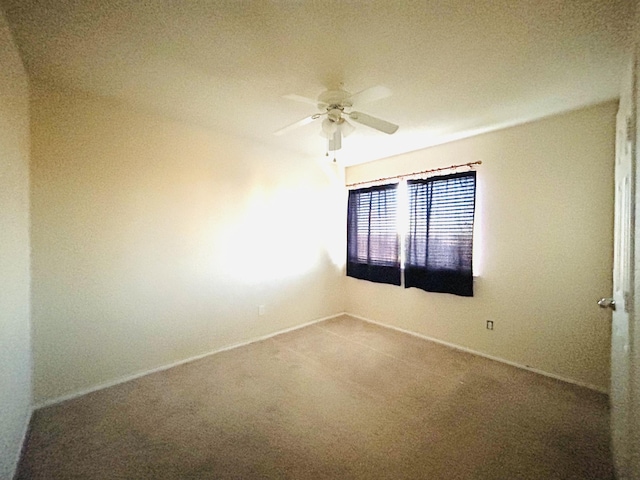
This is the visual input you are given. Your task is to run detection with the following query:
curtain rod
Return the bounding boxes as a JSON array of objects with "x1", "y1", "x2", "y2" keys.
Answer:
[{"x1": 345, "y1": 161, "x2": 482, "y2": 188}]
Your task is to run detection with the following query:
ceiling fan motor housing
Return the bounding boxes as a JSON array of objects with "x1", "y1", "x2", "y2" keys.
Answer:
[{"x1": 327, "y1": 108, "x2": 343, "y2": 122}]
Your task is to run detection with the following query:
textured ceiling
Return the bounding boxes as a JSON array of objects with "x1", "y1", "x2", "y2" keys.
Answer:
[{"x1": 1, "y1": 0, "x2": 633, "y2": 165}]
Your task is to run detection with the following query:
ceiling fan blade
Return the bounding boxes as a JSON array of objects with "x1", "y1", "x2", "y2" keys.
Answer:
[
  {"x1": 328, "y1": 130, "x2": 342, "y2": 151},
  {"x1": 348, "y1": 111, "x2": 399, "y2": 134},
  {"x1": 273, "y1": 114, "x2": 320, "y2": 136},
  {"x1": 348, "y1": 85, "x2": 392, "y2": 105},
  {"x1": 283, "y1": 94, "x2": 319, "y2": 107}
]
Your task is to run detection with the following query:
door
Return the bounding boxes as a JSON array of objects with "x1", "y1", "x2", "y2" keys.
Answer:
[{"x1": 608, "y1": 54, "x2": 636, "y2": 480}]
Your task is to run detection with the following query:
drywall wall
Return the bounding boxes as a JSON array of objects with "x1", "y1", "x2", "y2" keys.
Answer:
[
  {"x1": 345, "y1": 102, "x2": 616, "y2": 391},
  {"x1": 30, "y1": 85, "x2": 345, "y2": 404},
  {"x1": 0, "y1": 10, "x2": 31, "y2": 480}
]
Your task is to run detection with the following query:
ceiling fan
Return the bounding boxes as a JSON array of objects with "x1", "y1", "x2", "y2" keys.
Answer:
[{"x1": 274, "y1": 85, "x2": 399, "y2": 151}]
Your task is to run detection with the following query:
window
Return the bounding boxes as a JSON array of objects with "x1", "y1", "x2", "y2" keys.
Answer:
[
  {"x1": 405, "y1": 171, "x2": 476, "y2": 296},
  {"x1": 347, "y1": 171, "x2": 477, "y2": 297},
  {"x1": 346, "y1": 184, "x2": 401, "y2": 286}
]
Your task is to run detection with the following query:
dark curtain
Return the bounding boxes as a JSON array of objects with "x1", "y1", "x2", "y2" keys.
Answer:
[
  {"x1": 347, "y1": 183, "x2": 401, "y2": 286},
  {"x1": 405, "y1": 171, "x2": 476, "y2": 296}
]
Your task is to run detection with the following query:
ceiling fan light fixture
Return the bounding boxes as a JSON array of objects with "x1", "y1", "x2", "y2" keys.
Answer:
[
  {"x1": 321, "y1": 117, "x2": 337, "y2": 138},
  {"x1": 328, "y1": 129, "x2": 342, "y2": 151},
  {"x1": 340, "y1": 119, "x2": 355, "y2": 137}
]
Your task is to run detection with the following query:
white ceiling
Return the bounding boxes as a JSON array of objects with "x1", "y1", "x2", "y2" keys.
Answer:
[{"x1": 1, "y1": 0, "x2": 633, "y2": 166}]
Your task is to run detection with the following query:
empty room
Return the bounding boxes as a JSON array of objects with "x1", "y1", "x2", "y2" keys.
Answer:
[{"x1": 2, "y1": 1, "x2": 639, "y2": 479}]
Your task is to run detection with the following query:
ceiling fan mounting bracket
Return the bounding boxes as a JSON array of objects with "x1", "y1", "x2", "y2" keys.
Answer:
[{"x1": 317, "y1": 89, "x2": 353, "y2": 110}]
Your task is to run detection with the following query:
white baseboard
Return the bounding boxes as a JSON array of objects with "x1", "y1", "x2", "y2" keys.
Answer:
[
  {"x1": 347, "y1": 313, "x2": 608, "y2": 395},
  {"x1": 35, "y1": 312, "x2": 346, "y2": 410}
]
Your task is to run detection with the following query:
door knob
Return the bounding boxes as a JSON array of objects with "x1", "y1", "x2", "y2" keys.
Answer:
[{"x1": 598, "y1": 297, "x2": 616, "y2": 310}]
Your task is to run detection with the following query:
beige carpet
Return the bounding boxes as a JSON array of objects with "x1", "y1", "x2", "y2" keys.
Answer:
[{"x1": 17, "y1": 315, "x2": 613, "y2": 479}]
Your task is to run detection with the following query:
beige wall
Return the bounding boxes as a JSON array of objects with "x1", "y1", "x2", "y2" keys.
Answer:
[
  {"x1": 30, "y1": 85, "x2": 345, "y2": 404},
  {"x1": 0, "y1": 10, "x2": 31, "y2": 480},
  {"x1": 345, "y1": 102, "x2": 616, "y2": 391},
  {"x1": 25, "y1": 83, "x2": 617, "y2": 405}
]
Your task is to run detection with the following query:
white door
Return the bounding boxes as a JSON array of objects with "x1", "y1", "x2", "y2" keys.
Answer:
[{"x1": 607, "y1": 54, "x2": 636, "y2": 480}]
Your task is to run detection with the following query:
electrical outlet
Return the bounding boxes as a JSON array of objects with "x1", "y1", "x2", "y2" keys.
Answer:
[
  {"x1": 258, "y1": 305, "x2": 266, "y2": 316},
  {"x1": 486, "y1": 320, "x2": 494, "y2": 330}
]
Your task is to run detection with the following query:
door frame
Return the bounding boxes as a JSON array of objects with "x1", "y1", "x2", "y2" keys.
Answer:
[{"x1": 618, "y1": 5, "x2": 640, "y2": 475}]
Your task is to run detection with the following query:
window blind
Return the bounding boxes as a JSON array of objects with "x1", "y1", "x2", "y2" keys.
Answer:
[
  {"x1": 347, "y1": 183, "x2": 401, "y2": 285},
  {"x1": 405, "y1": 171, "x2": 476, "y2": 296}
]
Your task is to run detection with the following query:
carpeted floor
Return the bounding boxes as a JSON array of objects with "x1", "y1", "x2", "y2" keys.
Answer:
[{"x1": 17, "y1": 315, "x2": 613, "y2": 479}]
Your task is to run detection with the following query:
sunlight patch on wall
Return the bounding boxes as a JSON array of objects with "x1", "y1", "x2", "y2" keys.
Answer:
[
  {"x1": 321, "y1": 185, "x2": 347, "y2": 270},
  {"x1": 313, "y1": 158, "x2": 347, "y2": 270},
  {"x1": 215, "y1": 186, "x2": 329, "y2": 284}
]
